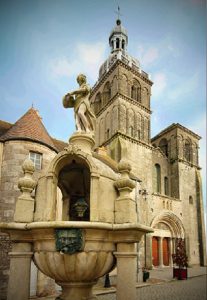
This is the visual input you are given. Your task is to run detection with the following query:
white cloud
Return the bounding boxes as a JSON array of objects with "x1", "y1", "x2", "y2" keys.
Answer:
[
  {"x1": 50, "y1": 57, "x2": 80, "y2": 78},
  {"x1": 151, "y1": 72, "x2": 167, "y2": 97},
  {"x1": 141, "y1": 47, "x2": 159, "y2": 66},
  {"x1": 168, "y1": 72, "x2": 199, "y2": 101},
  {"x1": 49, "y1": 42, "x2": 106, "y2": 81}
]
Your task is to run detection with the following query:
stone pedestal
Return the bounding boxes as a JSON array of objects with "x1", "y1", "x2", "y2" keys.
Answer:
[
  {"x1": 114, "y1": 243, "x2": 137, "y2": 300},
  {"x1": 7, "y1": 243, "x2": 33, "y2": 300},
  {"x1": 57, "y1": 281, "x2": 97, "y2": 300},
  {"x1": 69, "y1": 132, "x2": 95, "y2": 154}
]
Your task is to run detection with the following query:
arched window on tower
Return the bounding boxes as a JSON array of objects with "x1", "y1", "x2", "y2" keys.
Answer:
[
  {"x1": 131, "y1": 79, "x2": 141, "y2": 102},
  {"x1": 164, "y1": 176, "x2": 169, "y2": 196},
  {"x1": 102, "y1": 81, "x2": 111, "y2": 105},
  {"x1": 94, "y1": 92, "x2": 101, "y2": 114},
  {"x1": 159, "y1": 138, "x2": 169, "y2": 157},
  {"x1": 184, "y1": 139, "x2": 191, "y2": 162},
  {"x1": 122, "y1": 39, "x2": 125, "y2": 50},
  {"x1": 112, "y1": 40, "x2": 114, "y2": 50},
  {"x1": 129, "y1": 126, "x2": 134, "y2": 137},
  {"x1": 116, "y1": 38, "x2": 120, "y2": 49},
  {"x1": 154, "y1": 164, "x2": 161, "y2": 193}
]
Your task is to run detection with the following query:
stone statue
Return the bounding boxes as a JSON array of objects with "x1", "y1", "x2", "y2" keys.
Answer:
[{"x1": 63, "y1": 74, "x2": 96, "y2": 133}]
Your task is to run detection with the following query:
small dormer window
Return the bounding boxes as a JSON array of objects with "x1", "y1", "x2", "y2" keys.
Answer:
[{"x1": 29, "y1": 151, "x2": 42, "y2": 170}]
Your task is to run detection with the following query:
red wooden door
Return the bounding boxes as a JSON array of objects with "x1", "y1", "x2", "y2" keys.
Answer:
[
  {"x1": 152, "y1": 237, "x2": 159, "y2": 266},
  {"x1": 163, "y1": 237, "x2": 169, "y2": 266}
]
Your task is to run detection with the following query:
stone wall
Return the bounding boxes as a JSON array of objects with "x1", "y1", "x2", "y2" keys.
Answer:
[{"x1": 0, "y1": 140, "x2": 57, "y2": 299}]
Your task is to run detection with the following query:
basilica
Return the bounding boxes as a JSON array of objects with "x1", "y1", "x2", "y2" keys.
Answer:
[{"x1": 0, "y1": 18, "x2": 206, "y2": 299}]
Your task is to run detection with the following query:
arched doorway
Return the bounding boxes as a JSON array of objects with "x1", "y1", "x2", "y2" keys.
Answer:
[{"x1": 150, "y1": 212, "x2": 185, "y2": 268}]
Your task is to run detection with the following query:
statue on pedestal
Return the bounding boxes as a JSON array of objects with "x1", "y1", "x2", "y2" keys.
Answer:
[{"x1": 63, "y1": 74, "x2": 96, "y2": 133}]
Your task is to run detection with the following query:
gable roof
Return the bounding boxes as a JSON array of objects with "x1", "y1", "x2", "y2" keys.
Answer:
[{"x1": 0, "y1": 108, "x2": 58, "y2": 151}]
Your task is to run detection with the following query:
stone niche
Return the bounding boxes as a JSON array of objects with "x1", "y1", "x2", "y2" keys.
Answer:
[
  {"x1": 58, "y1": 157, "x2": 90, "y2": 221},
  {"x1": 34, "y1": 141, "x2": 118, "y2": 223}
]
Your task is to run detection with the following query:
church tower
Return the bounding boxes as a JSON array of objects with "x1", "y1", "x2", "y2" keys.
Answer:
[{"x1": 90, "y1": 17, "x2": 153, "y2": 226}]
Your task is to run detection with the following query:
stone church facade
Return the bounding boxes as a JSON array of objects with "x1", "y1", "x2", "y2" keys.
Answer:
[
  {"x1": 0, "y1": 18, "x2": 206, "y2": 299},
  {"x1": 90, "y1": 18, "x2": 206, "y2": 270}
]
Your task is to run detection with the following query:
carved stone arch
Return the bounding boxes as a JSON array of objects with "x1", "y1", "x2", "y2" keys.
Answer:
[
  {"x1": 191, "y1": 142, "x2": 197, "y2": 165},
  {"x1": 141, "y1": 115, "x2": 144, "y2": 140},
  {"x1": 170, "y1": 134, "x2": 178, "y2": 160},
  {"x1": 142, "y1": 86, "x2": 149, "y2": 106},
  {"x1": 126, "y1": 108, "x2": 135, "y2": 137},
  {"x1": 120, "y1": 73, "x2": 129, "y2": 96},
  {"x1": 105, "y1": 111, "x2": 111, "y2": 139},
  {"x1": 151, "y1": 211, "x2": 185, "y2": 238},
  {"x1": 111, "y1": 75, "x2": 118, "y2": 98},
  {"x1": 102, "y1": 81, "x2": 111, "y2": 105},
  {"x1": 45, "y1": 147, "x2": 98, "y2": 221},
  {"x1": 143, "y1": 117, "x2": 149, "y2": 142},
  {"x1": 47, "y1": 146, "x2": 97, "y2": 177},
  {"x1": 135, "y1": 112, "x2": 142, "y2": 139},
  {"x1": 131, "y1": 78, "x2": 141, "y2": 102},
  {"x1": 112, "y1": 105, "x2": 119, "y2": 135},
  {"x1": 119, "y1": 104, "x2": 127, "y2": 134},
  {"x1": 93, "y1": 92, "x2": 101, "y2": 114},
  {"x1": 184, "y1": 137, "x2": 192, "y2": 162}
]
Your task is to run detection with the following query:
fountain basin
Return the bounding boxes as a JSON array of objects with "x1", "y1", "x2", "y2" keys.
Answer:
[{"x1": 0, "y1": 221, "x2": 153, "y2": 300}]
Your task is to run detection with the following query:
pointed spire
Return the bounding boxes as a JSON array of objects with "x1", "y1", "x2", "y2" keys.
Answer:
[{"x1": 0, "y1": 108, "x2": 57, "y2": 151}]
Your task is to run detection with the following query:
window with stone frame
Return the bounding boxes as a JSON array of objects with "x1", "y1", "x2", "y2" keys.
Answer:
[
  {"x1": 29, "y1": 151, "x2": 42, "y2": 170},
  {"x1": 131, "y1": 79, "x2": 141, "y2": 102},
  {"x1": 164, "y1": 176, "x2": 169, "y2": 196},
  {"x1": 154, "y1": 163, "x2": 161, "y2": 193}
]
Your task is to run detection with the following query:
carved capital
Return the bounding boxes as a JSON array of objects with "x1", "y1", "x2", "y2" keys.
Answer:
[{"x1": 64, "y1": 143, "x2": 81, "y2": 154}]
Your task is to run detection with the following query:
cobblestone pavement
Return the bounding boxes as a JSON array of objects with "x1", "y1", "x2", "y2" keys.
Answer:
[{"x1": 98, "y1": 275, "x2": 207, "y2": 300}]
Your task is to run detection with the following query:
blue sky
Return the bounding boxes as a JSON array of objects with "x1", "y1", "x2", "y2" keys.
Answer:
[{"x1": 0, "y1": 0, "x2": 206, "y2": 214}]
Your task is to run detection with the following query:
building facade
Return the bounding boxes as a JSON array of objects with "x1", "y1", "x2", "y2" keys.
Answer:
[
  {"x1": 0, "y1": 18, "x2": 206, "y2": 300},
  {"x1": 90, "y1": 18, "x2": 206, "y2": 270}
]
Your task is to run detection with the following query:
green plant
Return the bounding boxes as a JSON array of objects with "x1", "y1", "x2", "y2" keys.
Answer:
[{"x1": 172, "y1": 238, "x2": 188, "y2": 268}]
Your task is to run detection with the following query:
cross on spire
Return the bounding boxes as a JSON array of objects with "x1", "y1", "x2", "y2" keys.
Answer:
[{"x1": 115, "y1": 5, "x2": 122, "y2": 20}]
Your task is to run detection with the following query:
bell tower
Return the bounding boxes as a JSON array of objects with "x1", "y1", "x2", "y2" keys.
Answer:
[{"x1": 90, "y1": 18, "x2": 153, "y2": 164}]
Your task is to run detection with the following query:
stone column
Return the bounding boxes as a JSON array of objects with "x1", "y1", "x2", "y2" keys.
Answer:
[
  {"x1": 7, "y1": 243, "x2": 33, "y2": 300},
  {"x1": 145, "y1": 234, "x2": 153, "y2": 269},
  {"x1": 169, "y1": 238, "x2": 173, "y2": 267},
  {"x1": 114, "y1": 243, "x2": 137, "y2": 300},
  {"x1": 158, "y1": 237, "x2": 164, "y2": 267}
]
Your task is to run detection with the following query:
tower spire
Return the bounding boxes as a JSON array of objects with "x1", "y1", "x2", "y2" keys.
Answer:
[
  {"x1": 116, "y1": 6, "x2": 121, "y2": 20},
  {"x1": 109, "y1": 7, "x2": 127, "y2": 53}
]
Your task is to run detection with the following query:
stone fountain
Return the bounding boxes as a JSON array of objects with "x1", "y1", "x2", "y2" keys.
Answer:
[{"x1": 0, "y1": 74, "x2": 153, "y2": 300}]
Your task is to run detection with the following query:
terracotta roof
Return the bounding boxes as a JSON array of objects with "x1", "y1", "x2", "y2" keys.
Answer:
[
  {"x1": 0, "y1": 108, "x2": 58, "y2": 151},
  {"x1": 0, "y1": 120, "x2": 13, "y2": 137},
  {"x1": 52, "y1": 138, "x2": 68, "y2": 152}
]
